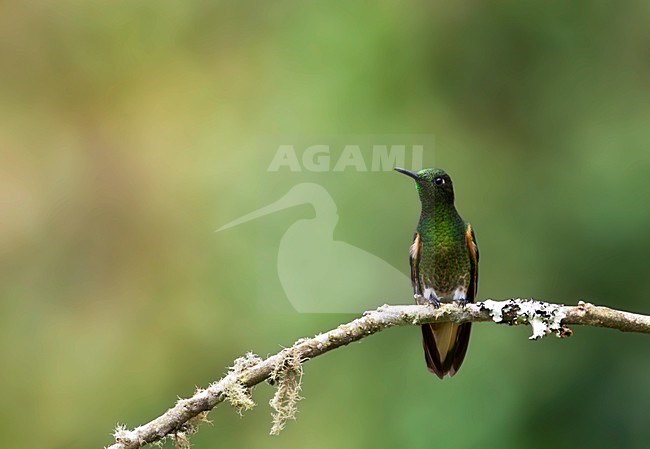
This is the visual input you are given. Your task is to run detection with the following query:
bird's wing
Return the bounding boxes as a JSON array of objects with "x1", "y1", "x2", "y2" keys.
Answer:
[
  {"x1": 447, "y1": 223, "x2": 479, "y2": 376},
  {"x1": 464, "y1": 223, "x2": 479, "y2": 303},
  {"x1": 409, "y1": 232, "x2": 422, "y2": 297}
]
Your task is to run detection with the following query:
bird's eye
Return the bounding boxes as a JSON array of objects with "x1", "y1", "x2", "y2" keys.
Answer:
[{"x1": 434, "y1": 177, "x2": 444, "y2": 186}]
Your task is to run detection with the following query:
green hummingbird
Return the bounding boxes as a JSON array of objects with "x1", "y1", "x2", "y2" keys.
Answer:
[{"x1": 395, "y1": 167, "x2": 479, "y2": 379}]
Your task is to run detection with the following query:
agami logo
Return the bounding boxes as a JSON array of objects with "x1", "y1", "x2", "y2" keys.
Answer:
[{"x1": 268, "y1": 142, "x2": 424, "y2": 172}]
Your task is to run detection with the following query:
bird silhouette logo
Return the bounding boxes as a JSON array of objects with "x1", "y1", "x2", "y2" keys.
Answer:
[{"x1": 217, "y1": 183, "x2": 411, "y2": 313}]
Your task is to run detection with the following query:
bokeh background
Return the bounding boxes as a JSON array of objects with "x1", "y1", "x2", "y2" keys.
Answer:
[{"x1": 2, "y1": 1, "x2": 649, "y2": 448}]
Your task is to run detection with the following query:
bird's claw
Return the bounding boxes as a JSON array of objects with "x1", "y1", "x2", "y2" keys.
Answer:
[
  {"x1": 415, "y1": 294, "x2": 440, "y2": 308},
  {"x1": 414, "y1": 294, "x2": 439, "y2": 308}
]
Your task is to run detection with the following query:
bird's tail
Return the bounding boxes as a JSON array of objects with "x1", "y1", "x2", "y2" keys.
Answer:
[{"x1": 421, "y1": 322, "x2": 472, "y2": 379}]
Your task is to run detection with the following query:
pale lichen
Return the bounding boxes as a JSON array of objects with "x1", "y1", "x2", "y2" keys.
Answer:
[
  {"x1": 170, "y1": 431, "x2": 191, "y2": 449},
  {"x1": 218, "y1": 352, "x2": 263, "y2": 416},
  {"x1": 112, "y1": 424, "x2": 133, "y2": 444},
  {"x1": 220, "y1": 375, "x2": 256, "y2": 416},
  {"x1": 517, "y1": 299, "x2": 567, "y2": 340},
  {"x1": 231, "y1": 352, "x2": 264, "y2": 373},
  {"x1": 480, "y1": 299, "x2": 568, "y2": 340},
  {"x1": 482, "y1": 299, "x2": 506, "y2": 322},
  {"x1": 269, "y1": 348, "x2": 303, "y2": 435},
  {"x1": 167, "y1": 409, "x2": 211, "y2": 449}
]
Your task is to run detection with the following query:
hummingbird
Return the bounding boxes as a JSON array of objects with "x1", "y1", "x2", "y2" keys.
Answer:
[{"x1": 394, "y1": 167, "x2": 479, "y2": 379}]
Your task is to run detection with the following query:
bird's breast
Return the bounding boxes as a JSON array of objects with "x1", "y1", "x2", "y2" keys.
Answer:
[{"x1": 418, "y1": 238, "x2": 471, "y2": 302}]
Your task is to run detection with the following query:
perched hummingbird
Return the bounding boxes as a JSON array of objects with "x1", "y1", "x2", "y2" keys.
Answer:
[{"x1": 394, "y1": 167, "x2": 479, "y2": 379}]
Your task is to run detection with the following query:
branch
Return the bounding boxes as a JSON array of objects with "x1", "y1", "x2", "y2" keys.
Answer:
[{"x1": 106, "y1": 299, "x2": 650, "y2": 449}]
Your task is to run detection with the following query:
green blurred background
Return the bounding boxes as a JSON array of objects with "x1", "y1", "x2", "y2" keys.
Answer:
[{"x1": 1, "y1": 1, "x2": 649, "y2": 448}]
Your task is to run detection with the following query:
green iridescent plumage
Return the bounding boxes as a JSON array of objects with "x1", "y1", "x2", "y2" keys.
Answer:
[{"x1": 395, "y1": 167, "x2": 479, "y2": 379}]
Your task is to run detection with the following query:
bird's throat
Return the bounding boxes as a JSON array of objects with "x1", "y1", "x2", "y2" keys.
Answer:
[{"x1": 418, "y1": 201, "x2": 461, "y2": 232}]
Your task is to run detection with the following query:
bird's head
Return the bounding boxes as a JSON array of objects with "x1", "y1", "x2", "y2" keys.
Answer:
[{"x1": 394, "y1": 167, "x2": 455, "y2": 206}]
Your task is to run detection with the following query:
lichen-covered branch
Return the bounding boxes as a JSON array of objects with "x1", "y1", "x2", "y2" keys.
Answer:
[{"x1": 106, "y1": 299, "x2": 650, "y2": 449}]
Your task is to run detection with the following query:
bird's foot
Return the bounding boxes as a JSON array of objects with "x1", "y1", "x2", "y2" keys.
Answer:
[
  {"x1": 456, "y1": 298, "x2": 468, "y2": 308},
  {"x1": 415, "y1": 294, "x2": 440, "y2": 308}
]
